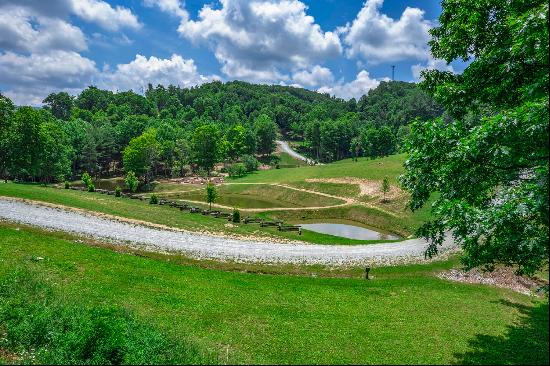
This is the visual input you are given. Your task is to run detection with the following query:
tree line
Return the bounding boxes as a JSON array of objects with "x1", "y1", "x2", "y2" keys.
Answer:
[{"x1": 0, "y1": 80, "x2": 441, "y2": 187}]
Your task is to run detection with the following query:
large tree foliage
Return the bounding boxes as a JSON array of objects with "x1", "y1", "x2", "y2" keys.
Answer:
[
  {"x1": 43, "y1": 92, "x2": 74, "y2": 120},
  {"x1": 0, "y1": 93, "x2": 15, "y2": 180},
  {"x1": 191, "y1": 124, "x2": 223, "y2": 174},
  {"x1": 123, "y1": 129, "x2": 159, "y2": 184},
  {"x1": 254, "y1": 114, "x2": 278, "y2": 156},
  {"x1": 400, "y1": 0, "x2": 549, "y2": 274}
]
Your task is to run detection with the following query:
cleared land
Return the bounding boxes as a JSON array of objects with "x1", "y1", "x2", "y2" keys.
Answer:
[{"x1": 1, "y1": 223, "x2": 547, "y2": 365}]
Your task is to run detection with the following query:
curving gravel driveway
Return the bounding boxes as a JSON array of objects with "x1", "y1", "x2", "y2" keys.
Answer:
[
  {"x1": 0, "y1": 198, "x2": 456, "y2": 266},
  {"x1": 276, "y1": 140, "x2": 318, "y2": 165}
]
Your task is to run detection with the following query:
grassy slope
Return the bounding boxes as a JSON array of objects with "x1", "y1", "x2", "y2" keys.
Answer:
[
  {"x1": 159, "y1": 184, "x2": 344, "y2": 209},
  {"x1": 0, "y1": 183, "x2": 393, "y2": 245},
  {"x1": 0, "y1": 223, "x2": 547, "y2": 365},
  {"x1": 233, "y1": 154, "x2": 407, "y2": 184},
  {"x1": 231, "y1": 154, "x2": 432, "y2": 233}
]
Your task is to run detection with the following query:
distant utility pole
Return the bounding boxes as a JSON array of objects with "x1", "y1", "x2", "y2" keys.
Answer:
[{"x1": 391, "y1": 65, "x2": 395, "y2": 81}]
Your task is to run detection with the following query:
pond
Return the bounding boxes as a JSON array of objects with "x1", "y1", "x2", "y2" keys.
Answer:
[{"x1": 299, "y1": 223, "x2": 400, "y2": 241}]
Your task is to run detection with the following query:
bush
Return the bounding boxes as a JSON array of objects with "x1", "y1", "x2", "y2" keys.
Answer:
[
  {"x1": 241, "y1": 155, "x2": 259, "y2": 172},
  {"x1": 0, "y1": 269, "x2": 210, "y2": 365},
  {"x1": 125, "y1": 171, "x2": 138, "y2": 193},
  {"x1": 149, "y1": 194, "x2": 158, "y2": 204},
  {"x1": 227, "y1": 163, "x2": 247, "y2": 178},
  {"x1": 64, "y1": 181, "x2": 70, "y2": 189},
  {"x1": 81, "y1": 172, "x2": 92, "y2": 188},
  {"x1": 232, "y1": 209, "x2": 241, "y2": 223},
  {"x1": 87, "y1": 183, "x2": 95, "y2": 192},
  {"x1": 115, "y1": 186, "x2": 122, "y2": 197}
]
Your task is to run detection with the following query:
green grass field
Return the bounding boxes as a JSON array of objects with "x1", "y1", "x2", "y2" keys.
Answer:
[
  {"x1": 1, "y1": 223, "x2": 547, "y2": 364},
  {"x1": 233, "y1": 154, "x2": 407, "y2": 184}
]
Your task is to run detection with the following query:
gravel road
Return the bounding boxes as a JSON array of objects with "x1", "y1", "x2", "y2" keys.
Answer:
[
  {"x1": 0, "y1": 198, "x2": 456, "y2": 265},
  {"x1": 276, "y1": 140, "x2": 317, "y2": 165}
]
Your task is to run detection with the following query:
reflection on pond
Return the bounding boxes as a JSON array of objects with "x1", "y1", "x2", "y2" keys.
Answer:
[{"x1": 299, "y1": 223, "x2": 400, "y2": 241}]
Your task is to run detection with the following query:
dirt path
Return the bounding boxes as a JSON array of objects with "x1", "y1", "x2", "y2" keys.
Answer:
[{"x1": 0, "y1": 198, "x2": 456, "y2": 265}]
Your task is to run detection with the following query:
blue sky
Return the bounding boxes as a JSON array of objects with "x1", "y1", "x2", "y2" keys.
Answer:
[{"x1": 0, "y1": 0, "x2": 463, "y2": 105}]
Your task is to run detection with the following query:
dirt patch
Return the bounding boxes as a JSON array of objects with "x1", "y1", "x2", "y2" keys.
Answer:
[
  {"x1": 437, "y1": 267, "x2": 548, "y2": 296},
  {"x1": 305, "y1": 177, "x2": 404, "y2": 200}
]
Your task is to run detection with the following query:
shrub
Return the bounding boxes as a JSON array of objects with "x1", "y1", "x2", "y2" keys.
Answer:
[
  {"x1": 87, "y1": 183, "x2": 95, "y2": 192},
  {"x1": 149, "y1": 194, "x2": 158, "y2": 204},
  {"x1": 227, "y1": 163, "x2": 247, "y2": 178},
  {"x1": 232, "y1": 209, "x2": 241, "y2": 223},
  {"x1": 115, "y1": 186, "x2": 122, "y2": 197},
  {"x1": 125, "y1": 171, "x2": 138, "y2": 193},
  {"x1": 64, "y1": 181, "x2": 70, "y2": 189},
  {"x1": 0, "y1": 269, "x2": 210, "y2": 365},
  {"x1": 205, "y1": 183, "x2": 218, "y2": 211},
  {"x1": 241, "y1": 154, "x2": 259, "y2": 172},
  {"x1": 81, "y1": 172, "x2": 92, "y2": 188},
  {"x1": 381, "y1": 176, "x2": 390, "y2": 202}
]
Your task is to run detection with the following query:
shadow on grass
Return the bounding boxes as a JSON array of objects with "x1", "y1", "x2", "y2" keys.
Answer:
[{"x1": 454, "y1": 300, "x2": 549, "y2": 365}]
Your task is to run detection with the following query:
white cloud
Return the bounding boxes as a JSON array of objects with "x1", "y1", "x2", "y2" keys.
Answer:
[
  {"x1": 411, "y1": 57, "x2": 454, "y2": 81},
  {"x1": 0, "y1": 6, "x2": 87, "y2": 53},
  {"x1": 99, "y1": 54, "x2": 216, "y2": 92},
  {"x1": 143, "y1": 0, "x2": 188, "y2": 21},
  {"x1": 0, "y1": 50, "x2": 98, "y2": 105},
  {"x1": 0, "y1": 0, "x2": 141, "y2": 32},
  {"x1": 343, "y1": 0, "x2": 432, "y2": 64},
  {"x1": 318, "y1": 70, "x2": 383, "y2": 100},
  {"x1": 292, "y1": 65, "x2": 333, "y2": 88},
  {"x1": 70, "y1": 0, "x2": 141, "y2": 31},
  {"x1": 177, "y1": 0, "x2": 341, "y2": 82}
]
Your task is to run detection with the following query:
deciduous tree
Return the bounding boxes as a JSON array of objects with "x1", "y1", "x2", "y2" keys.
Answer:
[{"x1": 400, "y1": 0, "x2": 549, "y2": 274}]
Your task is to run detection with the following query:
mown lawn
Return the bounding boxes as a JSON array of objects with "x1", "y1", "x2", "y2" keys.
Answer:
[{"x1": 0, "y1": 223, "x2": 547, "y2": 365}]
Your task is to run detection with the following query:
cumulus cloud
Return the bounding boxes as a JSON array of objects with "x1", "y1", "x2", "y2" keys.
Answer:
[
  {"x1": 411, "y1": 57, "x2": 454, "y2": 81},
  {"x1": 0, "y1": 7, "x2": 87, "y2": 53},
  {"x1": 70, "y1": 0, "x2": 141, "y2": 31},
  {"x1": 177, "y1": 0, "x2": 341, "y2": 82},
  {"x1": 318, "y1": 70, "x2": 383, "y2": 100},
  {"x1": 292, "y1": 65, "x2": 333, "y2": 88},
  {"x1": 0, "y1": 51, "x2": 98, "y2": 105},
  {"x1": 0, "y1": 0, "x2": 141, "y2": 32},
  {"x1": 342, "y1": 0, "x2": 432, "y2": 64},
  {"x1": 143, "y1": 0, "x2": 188, "y2": 20},
  {"x1": 99, "y1": 54, "x2": 216, "y2": 92}
]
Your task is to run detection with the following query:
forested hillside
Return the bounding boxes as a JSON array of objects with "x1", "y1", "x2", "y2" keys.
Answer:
[{"x1": 0, "y1": 80, "x2": 442, "y2": 185}]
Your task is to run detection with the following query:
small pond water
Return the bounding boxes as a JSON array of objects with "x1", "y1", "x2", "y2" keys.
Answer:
[{"x1": 299, "y1": 223, "x2": 400, "y2": 241}]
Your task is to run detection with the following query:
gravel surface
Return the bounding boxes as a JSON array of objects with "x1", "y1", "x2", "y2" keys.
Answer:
[
  {"x1": 276, "y1": 140, "x2": 317, "y2": 165},
  {"x1": 0, "y1": 198, "x2": 456, "y2": 265},
  {"x1": 438, "y1": 268, "x2": 548, "y2": 296}
]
